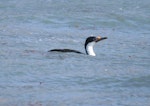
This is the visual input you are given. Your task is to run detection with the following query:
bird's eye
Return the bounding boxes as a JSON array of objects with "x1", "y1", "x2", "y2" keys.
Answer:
[{"x1": 93, "y1": 37, "x2": 96, "y2": 41}]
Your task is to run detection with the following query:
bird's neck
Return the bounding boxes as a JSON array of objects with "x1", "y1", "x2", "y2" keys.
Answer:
[{"x1": 85, "y1": 42, "x2": 96, "y2": 56}]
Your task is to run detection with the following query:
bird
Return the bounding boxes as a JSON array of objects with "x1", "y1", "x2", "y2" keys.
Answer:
[{"x1": 48, "y1": 36, "x2": 107, "y2": 56}]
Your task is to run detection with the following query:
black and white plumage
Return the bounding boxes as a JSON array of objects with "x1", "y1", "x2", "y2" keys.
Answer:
[{"x1": 49, "y1": 36, "x2": 107, "y2": 56}]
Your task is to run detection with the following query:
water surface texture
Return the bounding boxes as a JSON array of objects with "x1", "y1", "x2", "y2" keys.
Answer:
[{"x1": 0, "y1": 0, "x2": 150, "y2": 106}]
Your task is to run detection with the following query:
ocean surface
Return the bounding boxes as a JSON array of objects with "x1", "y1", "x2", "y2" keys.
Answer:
[{"x1": 0, "y1": 0, "x2": 150, "y2": 106}]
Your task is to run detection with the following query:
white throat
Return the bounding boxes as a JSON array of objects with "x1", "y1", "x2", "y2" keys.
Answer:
[{"x1": 86, "y1": 42, "x2": 96, "y2": 56}]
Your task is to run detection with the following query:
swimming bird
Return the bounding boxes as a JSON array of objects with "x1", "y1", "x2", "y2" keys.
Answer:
[{"x1": 49, "y1": 36, "x2": 107, "y2": 56}]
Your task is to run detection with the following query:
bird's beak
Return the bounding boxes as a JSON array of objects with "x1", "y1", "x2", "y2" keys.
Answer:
[{"x1": 95, "y1": 36, "x2": 107, "y2": 42}]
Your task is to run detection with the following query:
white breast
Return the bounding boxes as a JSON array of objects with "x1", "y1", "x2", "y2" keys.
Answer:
[{"x1": 86, "y1": 42, "x2": 96, "y2": 56}]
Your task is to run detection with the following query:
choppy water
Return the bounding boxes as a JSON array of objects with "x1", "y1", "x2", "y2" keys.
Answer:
[{"x1": 0, "y1": 0, "x2": 150, "y2": 106}]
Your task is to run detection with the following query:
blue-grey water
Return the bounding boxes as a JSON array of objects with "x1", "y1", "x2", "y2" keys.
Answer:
[{"x1": 0, "y1": 0, "x2": 150, "y2": 106}]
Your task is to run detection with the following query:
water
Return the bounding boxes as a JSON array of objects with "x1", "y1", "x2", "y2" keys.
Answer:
[{"x1": 0, "y1": 0, "x2": 150, "y2": 106}]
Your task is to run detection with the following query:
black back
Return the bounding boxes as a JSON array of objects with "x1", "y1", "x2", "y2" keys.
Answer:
[
  {"x1": 49, "y1": 36, "x2": 96, "y2": 55},
  {"x1": 49, "y1": 49, "x2": 83, "y2": 54}
]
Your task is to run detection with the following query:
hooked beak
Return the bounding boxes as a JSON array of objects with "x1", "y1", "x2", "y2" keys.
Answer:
[{"x1": 95, "y1": 36, "x2": 107, "y2": 42}]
